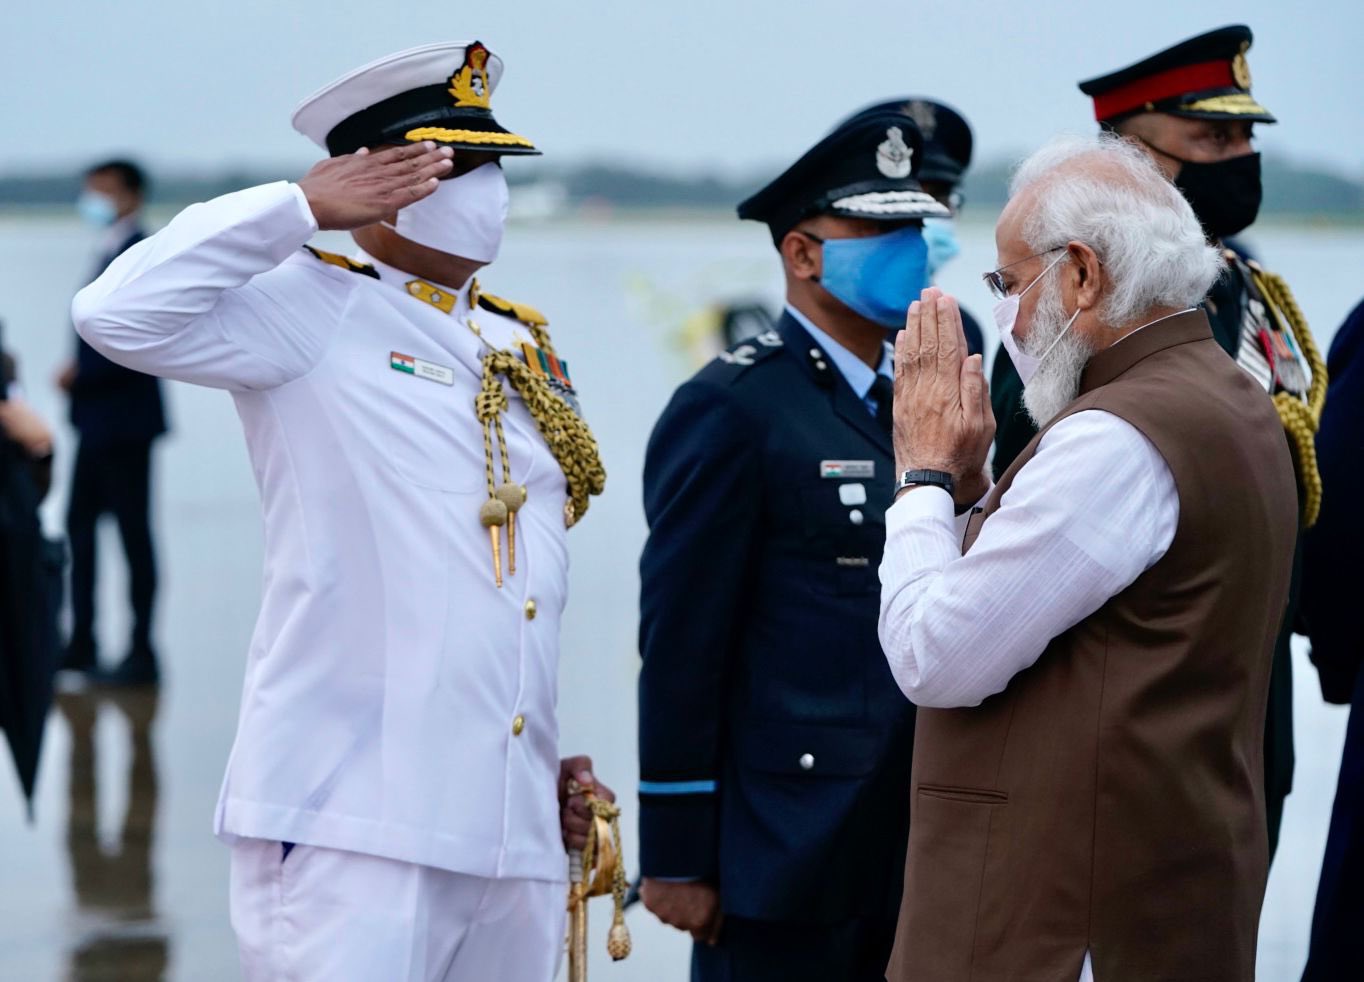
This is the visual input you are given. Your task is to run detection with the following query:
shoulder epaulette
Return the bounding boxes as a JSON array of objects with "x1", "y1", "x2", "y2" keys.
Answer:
[
  {"x1": 712, "y1": 329, "x2": 785, "y2": 373},
  {"x1": 303, "y1": 246, "x2": 379, "y2": 279},
  {"x1": 478, "y1": 291, "x2": 548, "y2": 327}
]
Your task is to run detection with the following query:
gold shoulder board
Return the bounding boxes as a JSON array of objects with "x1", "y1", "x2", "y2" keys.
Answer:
[
  {"x1": 303, "y1": 246, "x2": 379, "y2": 279},
  {"x1": 478, "y1": 291, "x2": 548, "y2": 327}
]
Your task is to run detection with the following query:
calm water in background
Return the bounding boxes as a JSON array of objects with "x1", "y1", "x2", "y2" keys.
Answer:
[{"x1": 0, "y1": 210, "x2": 1360, "y2": 980}]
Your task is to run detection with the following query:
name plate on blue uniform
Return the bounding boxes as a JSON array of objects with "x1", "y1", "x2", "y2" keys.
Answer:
[{"x1": 820, "y1": 460, "x2": 874, "y2": 479}]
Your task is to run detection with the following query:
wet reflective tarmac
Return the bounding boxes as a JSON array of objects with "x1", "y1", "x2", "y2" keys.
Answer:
[{"x1": 54, "y1": 688, "x2": 168, "y2": 981}]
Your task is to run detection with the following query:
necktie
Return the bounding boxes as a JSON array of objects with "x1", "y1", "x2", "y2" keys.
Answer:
[{"x1": 871, "y1": 374, "x2": 894, "y2": 432}]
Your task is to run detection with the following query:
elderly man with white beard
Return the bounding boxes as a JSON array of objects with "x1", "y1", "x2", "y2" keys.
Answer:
[{"x1": 876, "y1": 135, "x2": 1298, "y2": 982}]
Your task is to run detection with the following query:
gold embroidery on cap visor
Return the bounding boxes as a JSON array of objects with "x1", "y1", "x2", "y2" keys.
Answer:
[
  {"x1": 404, "y1": 127, "x2": 537, "y2": 149},
  {"x1": 1178, "y1": 93, "x2": 1272, "y2": 116}
]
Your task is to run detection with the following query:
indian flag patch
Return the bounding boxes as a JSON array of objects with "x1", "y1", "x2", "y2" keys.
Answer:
[{"x1": 390, "y1": 351, "x2": 454, "y2": 386}]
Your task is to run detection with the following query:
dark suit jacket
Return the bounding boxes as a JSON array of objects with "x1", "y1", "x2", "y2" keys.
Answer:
[
  {"x1": 70, "y1": 225, "x2": 167, "y2": 445},
  {"x1": 1300, "y1": 298, "x2": 1364, "y2": 979},
  {"x1": 637, "y1": 311, "x2": 916, "y2": 924}
]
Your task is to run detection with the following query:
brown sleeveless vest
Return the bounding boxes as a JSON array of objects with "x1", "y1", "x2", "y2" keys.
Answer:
[{"x1": 886, "y1": 311, "x2": 1297, "y2": 981}]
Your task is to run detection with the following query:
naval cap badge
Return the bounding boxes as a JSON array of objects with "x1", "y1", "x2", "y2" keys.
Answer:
[
  {"x1": 876, "y1": 127, "x2": 913, "y2": 179},
  {"x1": 448, "y1": 41, "x2": 493, "y2": 110}
]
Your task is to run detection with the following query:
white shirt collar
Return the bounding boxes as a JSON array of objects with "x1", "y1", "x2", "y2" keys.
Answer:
[{"x1": 360, "y1": 252, "x2": 476, "y2": 320}]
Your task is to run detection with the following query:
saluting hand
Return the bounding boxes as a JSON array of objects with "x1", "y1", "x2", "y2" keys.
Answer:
[
  {"x1": 893, "y1": 287, "x2": 995, "y2": 508},
  {"x1": 298, "y1": 142, "x2": 454, "y2": 231}
]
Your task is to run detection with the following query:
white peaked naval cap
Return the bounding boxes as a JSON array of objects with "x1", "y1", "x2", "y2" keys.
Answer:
[{"x1": 292, "y1": 41, "x2": 539, "y2": 157}]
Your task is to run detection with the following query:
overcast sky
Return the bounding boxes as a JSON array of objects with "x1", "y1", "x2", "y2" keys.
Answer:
[{"x1": 5, "y1": 0, "x2": 1361, "y2": 179}]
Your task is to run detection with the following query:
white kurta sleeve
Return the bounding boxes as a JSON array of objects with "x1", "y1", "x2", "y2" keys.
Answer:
[
  {"x1": 878, "y1": 409, "x2": 1179, "y2": 709},
  {"x1": 72, "y1": 182, "x2": 339, "y2": 391}
]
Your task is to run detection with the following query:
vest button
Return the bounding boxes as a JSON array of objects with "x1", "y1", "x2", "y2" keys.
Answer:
[
  {"x1": 512, "y1": 714, "x2": 526, "y2": 736},
  {"x1": 799, "y1": 753, "x2": 815, "y2": 771},
  {"x1": 848, "y1": 509, "x2": 864, "y2": 525},
  {"x1": 524, "y1": 599, "x2": 537, "y2": 620}
]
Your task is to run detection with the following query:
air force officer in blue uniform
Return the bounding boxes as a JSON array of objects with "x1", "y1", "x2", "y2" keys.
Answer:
[{"x1": 637, "y1": 112, "x2": 948, "y2": 981}]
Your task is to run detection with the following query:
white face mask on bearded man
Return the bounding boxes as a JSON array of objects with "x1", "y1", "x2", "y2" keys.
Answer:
[{"x1": 1014, "y1": 264, "x2": 1094, "y2": 428}]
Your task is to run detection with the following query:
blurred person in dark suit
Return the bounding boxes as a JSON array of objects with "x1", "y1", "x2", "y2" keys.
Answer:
[
  {"x1": 1300, "y1": 297, "x2": 1364, "y2": 981},
  {"x1": 57, "y1": 160, "x2": 167, "y2": 685}
]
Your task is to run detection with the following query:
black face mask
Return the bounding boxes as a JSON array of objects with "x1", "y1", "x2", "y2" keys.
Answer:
[{"x1": 1143, "y1": 141, "x2": 1263, "y2": 240}]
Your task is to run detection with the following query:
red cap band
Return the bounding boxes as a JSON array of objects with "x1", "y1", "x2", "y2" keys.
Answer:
[{"x1": 1092, "y1": 60, "x2": 1237, "y2": 121}]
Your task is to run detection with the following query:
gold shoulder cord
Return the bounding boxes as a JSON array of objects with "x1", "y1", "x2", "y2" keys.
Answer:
[
  {"x1": 466, "y1": 307, "x2": 606, "y2": 587},
  {"x1": 1249, "y1": 267, "x2": 1328, "y2": 527}
]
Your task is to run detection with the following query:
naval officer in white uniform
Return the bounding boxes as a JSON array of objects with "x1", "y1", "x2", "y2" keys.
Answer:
[{"x1": 73, "y1": 41, "x2": 610, "y2": 981}]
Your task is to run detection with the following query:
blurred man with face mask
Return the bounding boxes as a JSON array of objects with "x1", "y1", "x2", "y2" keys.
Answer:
[
  {"x1": 989, "y1": 26, "x2": 1324, "y2": 859},
  {"x1": 637, "y1": 110, "x2": 947, "y2": 981},
  {"x1": 73, "y1": 41, "x2": 612, "y2": 981},
  {"x1": 58, "y1": 159, "x2": 169, "y2": 685},
  {"x1": 880, "y1": 134, "x2": 1297, "y2": 982}
]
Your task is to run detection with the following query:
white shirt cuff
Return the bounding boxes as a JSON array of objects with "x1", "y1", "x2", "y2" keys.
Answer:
[
  {"x1": 887, "y1": 484, "x2": 956, "y2": 536},
  {"x1": 286, "y1": 182, "x2": 322, "y2": 236}
]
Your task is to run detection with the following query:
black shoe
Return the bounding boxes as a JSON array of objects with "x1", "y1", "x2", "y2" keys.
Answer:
[
  {"x1": 59, "y1": 638, "x2": 98, "y2": 674},
  {"x1": 93, "y1": 649, "x2": 160, "y2": 687}
]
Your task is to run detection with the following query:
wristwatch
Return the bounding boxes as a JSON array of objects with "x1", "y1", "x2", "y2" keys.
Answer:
[{"x1": 894, "y1": 468, "x2": 955, "y2": 501}]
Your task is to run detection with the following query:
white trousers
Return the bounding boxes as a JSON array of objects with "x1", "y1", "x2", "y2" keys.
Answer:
[{"x1": 229, "y1": 838, "x2": 566, "y2": 981}]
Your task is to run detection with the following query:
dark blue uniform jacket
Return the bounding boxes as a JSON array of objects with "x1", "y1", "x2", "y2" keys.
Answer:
[{"x1": 638, "y1": 311, "x2": 915, "y2": 924}]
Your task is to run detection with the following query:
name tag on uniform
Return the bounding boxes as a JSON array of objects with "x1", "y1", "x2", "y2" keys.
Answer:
[
  {"x1": 391, "y1": 351, "x2": 454, "y2": 386},
  {"x1": 820, "y1": 460, "x2": 874, "y2": 479}
]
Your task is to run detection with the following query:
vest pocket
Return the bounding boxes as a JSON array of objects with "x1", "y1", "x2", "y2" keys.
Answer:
[
  {"x1": 917, "y1": 783, "x2": 1008, "y2": 804},
  {"x1": 900, "y1": 785, "x2": 1008, "y2": 973}
]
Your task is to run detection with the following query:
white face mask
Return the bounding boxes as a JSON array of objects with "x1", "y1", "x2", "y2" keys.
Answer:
[
  {"x1": 383, "y1": 161, "x2": 509, "y2": 262},
  {"x1": 993, "y1": 253, "x2": 1079, "y2": 386}
]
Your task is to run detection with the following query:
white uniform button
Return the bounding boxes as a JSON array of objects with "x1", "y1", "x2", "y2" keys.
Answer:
[
  {"x1": 848, "y1": 509, "x2": 864, "y2": 525},
  {"x1": 512, "y1": 714, "x2": 526, "y2": 737},
  {"x1": 524, "y1": 599, "x2": 537, "y2": 620},
  {"x1": 799, "y1": 753, "x2": 815, "y2": 771}
]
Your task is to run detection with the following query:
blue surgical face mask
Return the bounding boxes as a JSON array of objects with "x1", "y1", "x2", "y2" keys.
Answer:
[
  {"x1": 77, "y1": 190, "x2": 118, "y2": 228},
  {"x1": 922, "y1": 217, "x2": 960, "y2": 279},
  {"x1": 811, "y1": 225, "x2": 929, "y2": 329}
]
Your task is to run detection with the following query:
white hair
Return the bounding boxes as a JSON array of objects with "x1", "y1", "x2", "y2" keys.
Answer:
[{"x1": 1008, "y1": 134, "x2": 1223, "y2": 327}]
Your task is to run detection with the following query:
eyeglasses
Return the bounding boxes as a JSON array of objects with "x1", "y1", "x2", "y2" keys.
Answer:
[{"x1": 982, "y1": 247, "x2": 1066, "y2": 300}]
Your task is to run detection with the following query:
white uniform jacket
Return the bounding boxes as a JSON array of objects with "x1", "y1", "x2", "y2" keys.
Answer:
[{"x1": 73, "y1": 182, "x2": 571, "y2": 883}]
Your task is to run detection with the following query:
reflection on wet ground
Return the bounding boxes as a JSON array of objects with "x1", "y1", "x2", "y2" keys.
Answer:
[{"x1": 56, "y1": 686, "x2": 168, "y2": 982}]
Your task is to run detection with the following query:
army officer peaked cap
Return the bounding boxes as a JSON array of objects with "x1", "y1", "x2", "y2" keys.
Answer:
[
  {"x1": 1078, "y1": 24, "x2": 1275, "y2": 125},
  {"x1": 293, "y1": 41, "x2": 541, "y2": 157},
  {"x1": 738, "y1": 110, "x2": 949, "y2": 244}
]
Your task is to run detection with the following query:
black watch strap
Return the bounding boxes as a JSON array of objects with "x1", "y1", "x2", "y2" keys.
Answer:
[{"x1": 894, "y1": 468, "x2": 956, "y2": 501}]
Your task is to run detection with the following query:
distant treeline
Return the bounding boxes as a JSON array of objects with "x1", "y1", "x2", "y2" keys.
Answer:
[{"x1": 2, "y1": 156, "x2": 1360, "y2": 219}]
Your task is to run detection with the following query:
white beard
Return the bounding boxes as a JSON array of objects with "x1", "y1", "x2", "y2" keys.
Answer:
[{"x1": 1021, "y1": 274, "x2": 1095, "y2": 428}]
